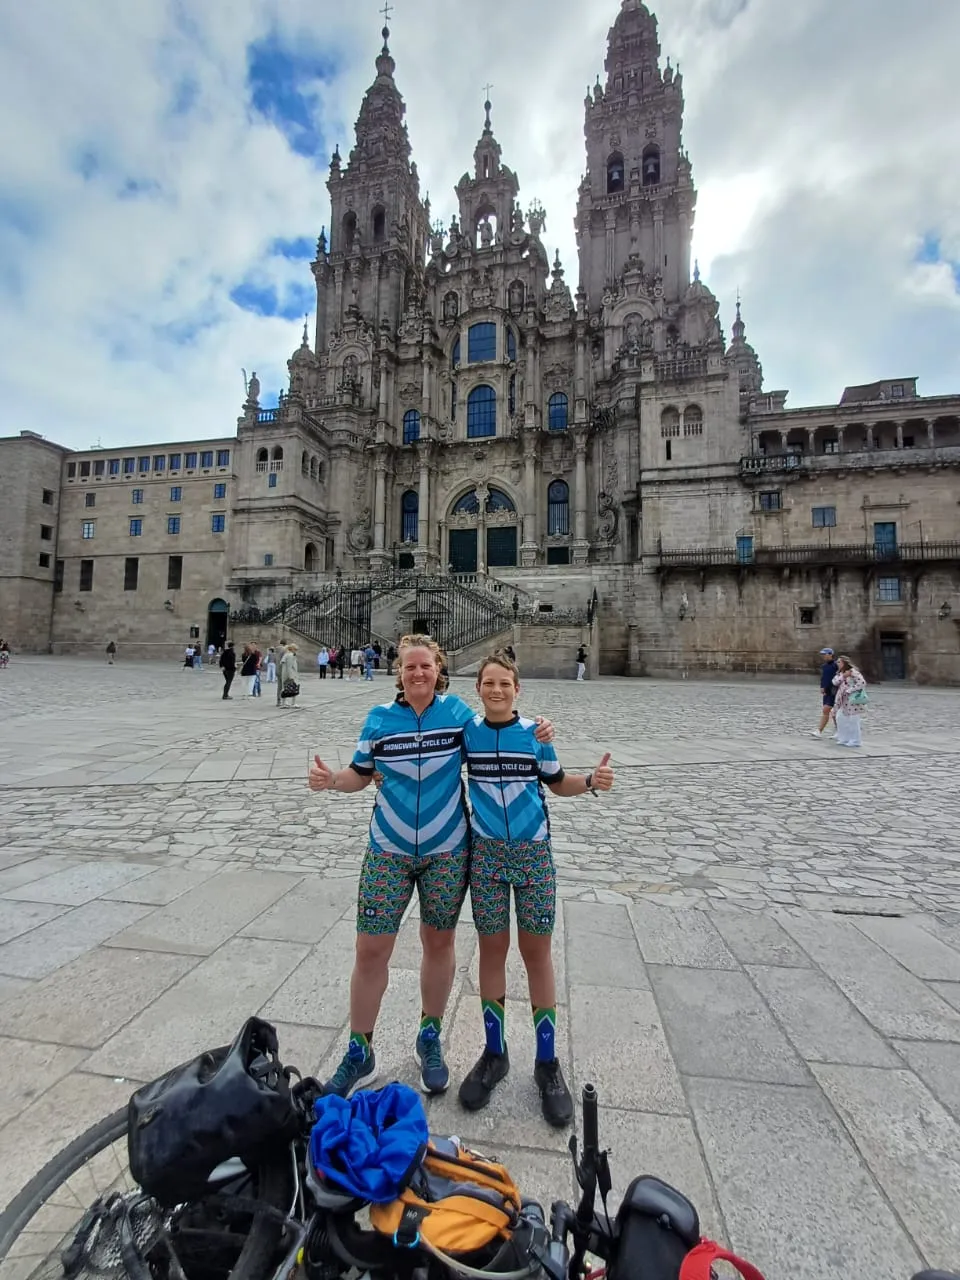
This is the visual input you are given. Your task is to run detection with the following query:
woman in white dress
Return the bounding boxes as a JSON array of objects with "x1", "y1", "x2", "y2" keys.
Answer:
[{"x1": 832, "y1": 655, "x2": 867, "y2": 748}]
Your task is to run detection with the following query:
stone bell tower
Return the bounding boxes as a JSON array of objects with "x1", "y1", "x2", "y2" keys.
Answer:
[
  {"x1": 576, "y1": 0, "x2": 696, "y2": 311},
  {"x1": 454, "y1": 99, "x2": 521, "y2": 249},
  {"x1": 314, "y1": 21, "x2": 429, "y2": 351}
]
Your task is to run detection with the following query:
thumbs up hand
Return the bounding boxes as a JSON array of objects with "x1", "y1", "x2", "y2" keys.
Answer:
[
  {"x1": 308, "y1": 755, "x2": 335, "y2": 792},
  {"x1": 592, "y1": 751, "x2": 614, "y2": 792}
]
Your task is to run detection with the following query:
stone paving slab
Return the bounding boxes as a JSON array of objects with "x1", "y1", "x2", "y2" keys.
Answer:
[{"x1": 1, "y1": 659, "x2": 960, "y2": 1279}]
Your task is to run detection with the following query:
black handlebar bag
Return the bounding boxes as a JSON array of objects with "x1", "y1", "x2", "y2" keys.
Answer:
[{"x1": 128, "y1": 1017, "x2": 298, "y2": 1207}]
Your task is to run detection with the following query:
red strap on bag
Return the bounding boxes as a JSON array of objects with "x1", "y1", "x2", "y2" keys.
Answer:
[{"x1": 680, "y1": 1238, "x2": 767, "y2": 1280}]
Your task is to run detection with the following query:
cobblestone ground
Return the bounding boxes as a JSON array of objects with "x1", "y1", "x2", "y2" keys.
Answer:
[{"x1": 1, "y1": 657, "x2": 959, "y2": 1280}]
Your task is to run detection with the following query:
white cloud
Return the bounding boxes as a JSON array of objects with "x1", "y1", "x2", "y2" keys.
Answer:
[{"x1": 0, "y1": 0, "x2": 958, "y2": 451}]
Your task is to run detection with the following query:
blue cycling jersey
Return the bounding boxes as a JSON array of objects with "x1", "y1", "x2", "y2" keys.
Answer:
[
  {"x1": 463, "y1": 713, "x2": 564, "y2": 843},
  {"x1": 350, "y1": 693, "x2": 474, "y2": 858}
]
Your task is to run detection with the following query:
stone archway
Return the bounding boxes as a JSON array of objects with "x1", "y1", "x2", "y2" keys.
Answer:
[
  {"x1": 206, "y1": 598, "x2": 229, "y2": 649},
  {"x1": 304, "y1": 542, "x2": 319, "y2": 572},
  {"x1": 446, "y1": 484, "x2": 519, "y2": 573}
]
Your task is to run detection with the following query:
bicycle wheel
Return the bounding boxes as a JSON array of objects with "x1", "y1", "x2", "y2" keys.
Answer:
[{"x1": 0, "y1": 1107, "x2": 293, "y2": 1280}]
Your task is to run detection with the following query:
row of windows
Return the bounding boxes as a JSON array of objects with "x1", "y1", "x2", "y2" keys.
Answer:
[
  {"x1": 57, "y1": 555, "x2": 185, "y2": 594},
  {"x1": 661, "y1": 406, "x2": 704, "y2": 438},
  {"x1": 411, "y1": 388, "x2": 571, "y2": 441},
  {"x1": 81, "y1": 484, "x2": 226, "y2": 510},
  {"x1": 67, "y1": 450, "x2": 229, "y2": 480},
  {"x1": 80, "y1": 515, "x2": 225, "y2": 539},
  {"x1": 399, "y1": 482, "x2": 572, "y2": 541}
]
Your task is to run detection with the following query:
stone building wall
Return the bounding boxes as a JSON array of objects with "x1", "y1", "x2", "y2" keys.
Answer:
[{"x1": 0, "y1": 433, "x2": 66, "y2": 651}]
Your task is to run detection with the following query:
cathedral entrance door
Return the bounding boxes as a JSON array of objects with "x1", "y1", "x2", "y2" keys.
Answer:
[
  {"x1": 486, "y1": 526, "x2": 517, "y2": 568},
  {"x1": 449, "y1": 529, "x2": 478, "y2": 574},
  {"x1": 206, "y1": 598, "x2": 229, "y2": 650}
]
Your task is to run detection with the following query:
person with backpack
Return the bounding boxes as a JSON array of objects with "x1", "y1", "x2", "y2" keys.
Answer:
[
  {"x1": 240, "y1": 644, "x2": 259, "y2": 695},
  {"x1": 832, "y1": 654, "x2": 867, "y2": 747},
  {"x1": 458, "y1": 651, "x2": 615, "y2": 1127},
  {"x1": 575, "y1": 644, "x2": 587, "y2": 681}
]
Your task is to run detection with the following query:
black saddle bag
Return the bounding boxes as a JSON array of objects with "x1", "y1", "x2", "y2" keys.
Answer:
[
  {"x1": 608, "y1": 1176, "x2": 701, "y2": 1280},
  {"x1": 128, "y1": 1017, "x2": 299, "y2": 1207}
]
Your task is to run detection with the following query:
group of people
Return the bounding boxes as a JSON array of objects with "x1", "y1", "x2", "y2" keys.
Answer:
[
  {"x1": 316, "y1": 642, "x2": 397, "y2": 681},
  {"x1": 217, "y1": 641, "x2": 301, "y2": 706},
  {"x1": 812, "y1": 646, "x2": 868, "y2": 747},
  {"x1": 308, "y1": 633, "x2": 615, "y2": 1129}
]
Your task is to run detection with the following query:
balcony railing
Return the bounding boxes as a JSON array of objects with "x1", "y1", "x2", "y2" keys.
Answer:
[
  {"x1": 741, "y1": 445, "x2": 960, "y2": 478},
  {"x1": 657, "y1": 541, "x2": 960, "y2": 569}
]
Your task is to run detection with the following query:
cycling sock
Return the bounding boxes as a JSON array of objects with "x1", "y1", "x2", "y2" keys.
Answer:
[
  {"x1": 533, "y1": 1006, "x2": 556, "y2": 1061},
  {"x1": 419, "y1": 1014, "x2": 442, "y2": 1037},
  {"x1": 348, "y1": 1031, "x2": 372, "y2": 1060},
  {"x1": 482, "y1": 997, "x2": 506, "y2": 1055}
]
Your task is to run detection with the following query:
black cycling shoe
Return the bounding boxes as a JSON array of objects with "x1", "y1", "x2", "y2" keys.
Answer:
[
  {"x1": 534, "y1": 1058, "x2": 574, "y2": 1128},
  {"x1": 458, "y1": 1047, "x2": 510, "y2": 1111}
]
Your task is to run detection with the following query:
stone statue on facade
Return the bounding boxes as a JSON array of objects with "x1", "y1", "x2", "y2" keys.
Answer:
[
  {"x1": 479, "y1": 218, "x2": 494, "y2": 248},
  {"x1": 246, "y1": 371, "x2": 260, "y2": 405}
]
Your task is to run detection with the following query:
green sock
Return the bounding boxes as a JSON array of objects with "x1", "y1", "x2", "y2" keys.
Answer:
[
  {"x1": 419, "y1": 1014, "x2": 442, "y2": 1037},
  {"x1": 348, "y1": 1031, "x2": 372, "y2": 1061},
  {"x1": 482, "y1": 997, "x2": 506, "y2": 1055},
  {"x1": 533, "y1": 1006, "x2": 556, "y2": 1062}
]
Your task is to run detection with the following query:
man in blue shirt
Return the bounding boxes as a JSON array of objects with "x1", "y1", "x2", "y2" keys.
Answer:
[
  {"x1": 459, "y1": 652, "x2": 614, "y2": 1127},
  {"x1": 811, "y1": 646, "x2": 839, "y2": 738}
]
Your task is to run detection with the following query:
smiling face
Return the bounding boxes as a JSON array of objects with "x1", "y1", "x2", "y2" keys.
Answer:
[
  {"x1": 477, "y1": 660, "x2": 519, "y2": 721},
  {"x1": 399, "y1": 645, "x2": 440, "y2": 703}
]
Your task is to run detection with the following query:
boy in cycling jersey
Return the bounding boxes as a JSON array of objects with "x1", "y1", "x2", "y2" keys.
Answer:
[{"x1": 459, "y1": 652, "x2": 614, "y2": 1127}]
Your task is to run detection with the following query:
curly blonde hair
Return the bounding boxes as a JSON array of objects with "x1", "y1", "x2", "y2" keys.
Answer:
[{"x1": 394, "y1": 633, "x2": 449, "y2": 695}]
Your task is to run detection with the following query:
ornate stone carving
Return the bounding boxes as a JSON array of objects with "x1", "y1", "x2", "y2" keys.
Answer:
[
  {"x1": 597, "y1": 491, "x2": 619, "y2": 542},
  {"x1": 347, "y1": 509, "x2": 373, "y2": 552}
]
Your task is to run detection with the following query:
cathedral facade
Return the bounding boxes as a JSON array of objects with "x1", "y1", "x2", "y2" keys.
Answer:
[{"x1": 2, "y1": 0, "x2": 959, "y2": 681}]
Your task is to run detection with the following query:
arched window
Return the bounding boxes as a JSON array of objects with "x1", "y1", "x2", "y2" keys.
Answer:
[
  {"x1": 468, "y1": 322, "x2": 497, "y2": 363},
  {"x1": 606, "y1": 152, "x2": 625, "y2": 194},
  {"x1": 301, "y1": 450, "x2": 309, "y2": 476},
  {"x1": 506, "y1": 328, "x2": 517, "y2": 362},
  {"x1": 660, "y1": 407, "x2": 680, "y2": 438},
  {"x1": 642, "y1": 145, "x2": 661, "y2": 187},
  {"x1": 401, "y1": 490, "x2": 419, "y2": 543},
  {"x1": 467, "y1": 385, "x2": 496, "y2": 438},
  {"x1": 372, "y1": 206, "x2": 386, "y2": 243},
  {"x1": 486, "y1": 487, "x2": 515, "y2": 513},
  {"x1": 548, "y1": 392, "x2": 569, "y2": 432},
  {"x1": 310, "y1": 456, "x2": 318, "y2": 479},
  {"x1": 304, "y1": 542, "x2": 319, "y2": 572},
  {"x1": 666, "y1": 324, "x2": 679, "y2": 348},
  {"x1": 271, "y1": 446, "x2": 284, "y2": 464},
  {"x1": 256, "y1": 447, "x2": 268, "y2": 470},
  {"x1": 452, "y1": 336, "x2": 461, "y2": 366},
  {"x1": 403, "y1": 409, "x2": 421, "y2": 444},
  {"x1": 341, "y1": 211, "x2": 357, "y2": 251},
  {"x1": 683, "y1": 404, "x2": 704, "y2": 437},
  {"x1": 453, "y1": 489, "x2": 480, "y2": 515},
  {"x1": 547, "y1": 480, "x2": 570, "y2": 535},
  {"x1": 508, "y1": 375, "x2": 517, "y2": 416}
]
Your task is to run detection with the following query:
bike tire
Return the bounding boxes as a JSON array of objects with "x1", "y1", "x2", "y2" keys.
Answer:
[{"x1": 0, "y1": 1106, "x2": 293, "y2": 1280}]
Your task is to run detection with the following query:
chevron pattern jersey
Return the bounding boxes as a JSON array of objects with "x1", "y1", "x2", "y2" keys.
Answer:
[
  {"x1": 350, "y1": 693, "x2": 475, "y2": 858},
  {"x1": 463, "y1": 713, "x2": 565, "y2": 843}
]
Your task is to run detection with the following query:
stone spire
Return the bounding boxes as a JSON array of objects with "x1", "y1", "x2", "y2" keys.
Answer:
[
  {"x1": 728, "y1": 294, "x2": 763, "y2": 398},
  {"x1": 349, "y1": 18, "x2": 411, "y2": 169}
]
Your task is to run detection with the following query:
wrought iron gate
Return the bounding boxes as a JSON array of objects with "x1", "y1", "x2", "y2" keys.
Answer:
[{"x1": 287, "y1": 582, "x2": 372, "y2": 651}]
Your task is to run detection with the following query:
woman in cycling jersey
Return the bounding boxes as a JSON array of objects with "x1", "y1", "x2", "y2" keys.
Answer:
[{"x1": 307, "y1": 633, "x2": 553, "y2": 1099}]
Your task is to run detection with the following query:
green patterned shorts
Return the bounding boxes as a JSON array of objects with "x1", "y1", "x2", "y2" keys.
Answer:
[
  {"x1": 357, "y1": 844, "x2": 469, "y2": 936},
  {"x1": 469, "y1": 837, "x2": 556, "y2": 937}
]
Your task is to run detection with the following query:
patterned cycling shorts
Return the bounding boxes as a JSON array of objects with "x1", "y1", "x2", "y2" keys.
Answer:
[
  {"x1": 469, "y1": 837, "x2": 556, "y2": 937},
  {"x1": 357, "y1": 845, "x2": 469, "y2": 936}
]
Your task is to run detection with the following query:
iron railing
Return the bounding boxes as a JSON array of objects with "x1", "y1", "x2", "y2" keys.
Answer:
[{"x1": 657, "y1": 541, "x2": 960, "y2": 569}]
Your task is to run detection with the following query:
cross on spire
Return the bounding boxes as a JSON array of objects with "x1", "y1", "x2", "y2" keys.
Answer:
[
  {"x1": 380, "y1": 1, "x2": 393, "y2": 23},
  {"x1": 482, "y1": 84, "x2": 493, "y2": 132}
]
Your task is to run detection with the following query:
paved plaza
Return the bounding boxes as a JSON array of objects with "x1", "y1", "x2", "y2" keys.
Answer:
[{"x1": 1, "y1": 657, "x2": 959, "y2": 1279}]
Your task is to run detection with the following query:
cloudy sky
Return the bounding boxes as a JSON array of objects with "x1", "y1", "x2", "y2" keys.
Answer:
[{"x1": 1, "y1": 0, "x2": 958, "y2": 451}]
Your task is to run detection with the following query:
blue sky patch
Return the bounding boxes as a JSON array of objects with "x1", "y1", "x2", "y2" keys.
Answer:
[
  {"x1": 230, "y1": 278, "x2": 315, "y2": 321},
  {"x1": 915, "y1": 233, "x2": 960, "y2": 290},
  {"x1": 270, "y1": 236, "x2": 315, "y2": 260},
  {"x1": 246, "y1": 31, "x2": 340, "y2": 160}
]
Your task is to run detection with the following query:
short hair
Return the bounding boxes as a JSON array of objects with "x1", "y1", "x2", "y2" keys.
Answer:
[
  {"x1": 395, "y1": 633, "x2": 449, "y2": 694},
  {"x1": 477, "y1": 652, "x2": 520, "y2": 686}
]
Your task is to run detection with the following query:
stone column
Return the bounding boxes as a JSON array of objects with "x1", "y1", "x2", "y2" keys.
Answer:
[
  {"x1": 414, "y1": 452, "x2": 431, "y2": 572},
  {"x1": 896, "y1": 422, "x2": 904, "y2": 449},
  {"x1": 837, "y1": 425, "x2": 845, "y2": 453},
  {"x1": 927, "y1": 417, "x2": 936, "y2": 448},
  {"x1": 378, "y1": 362, "x2": 389, "y2": 422},
  {"x1": 605, "y1": 210, "x2": 617, "y2": 283},
  {"x1": 866, "y1": 424, "x2": 875, "y2": 450},
  {"x1": 370, "y1": 453, "x2": 390, "y2": 572},
  {"x1": 520, "y1": 439, "x2": 538, "y2": 566},
  {"x1": 779, "y1": 430, "x2": 789, "y2": 451},
  {"x1": 572, "y1": 430, "x2": 590, "y2": 565},
  {"x1": 806, "y1": 427, "x2": 817, "y2": 454}
]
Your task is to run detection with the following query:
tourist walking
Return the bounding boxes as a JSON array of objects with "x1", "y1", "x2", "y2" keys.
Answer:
[
  {"x1": 279, "y1": 643, "x2": 301, "y2": 708},
  {"x1": 349, "y1": 646, "x2": 363, "y2": 680},
  {"x1": 0, "y1": 639, "x2": 11, "y2": 669},
  {"x1": 265, "y1": 647, "x2": 277, "y2": 683},
  {"x1": 193, "y1": 645, "x2": 203, "y2": 671},
  {"x1": 306, "y1": 634, "x2": 554, "y2": 1100},
  {"x1": 335, "y1": 645, "x2": 347, "y2": 679},
  {"x1": 207, "y1": 642, "x2": 217, "y2": 665},
  {"x1": 810, "y1": 646, "x2": 838, "y2": 738},
  {"x1": 105, "y1": 640, "x2": 117, "y2": 665},
  {"x1": 317, "y1": 646, "x2": 330, "y2": 679},
  {"x1": 363, "y1": 643, "x2": 377, "y2": 681},
  {"x1": 240, "y1": 644, "x2": 259, "y2": 696},
  {"x1": 183, "y1": 644, "x2": 196, "y2": 670},
  {"x1": 833, "y1": 655, "x2": 867, "y2": 748},
  {"x1": 219, "y1": 641, "x2": 237, "y2": 699},
  {"x1": 459, "y1": 652, "x2": 614, "y2": 1127},
  {"x1": 576, "y1": 644, "x2": 587, "y2": 682}
]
